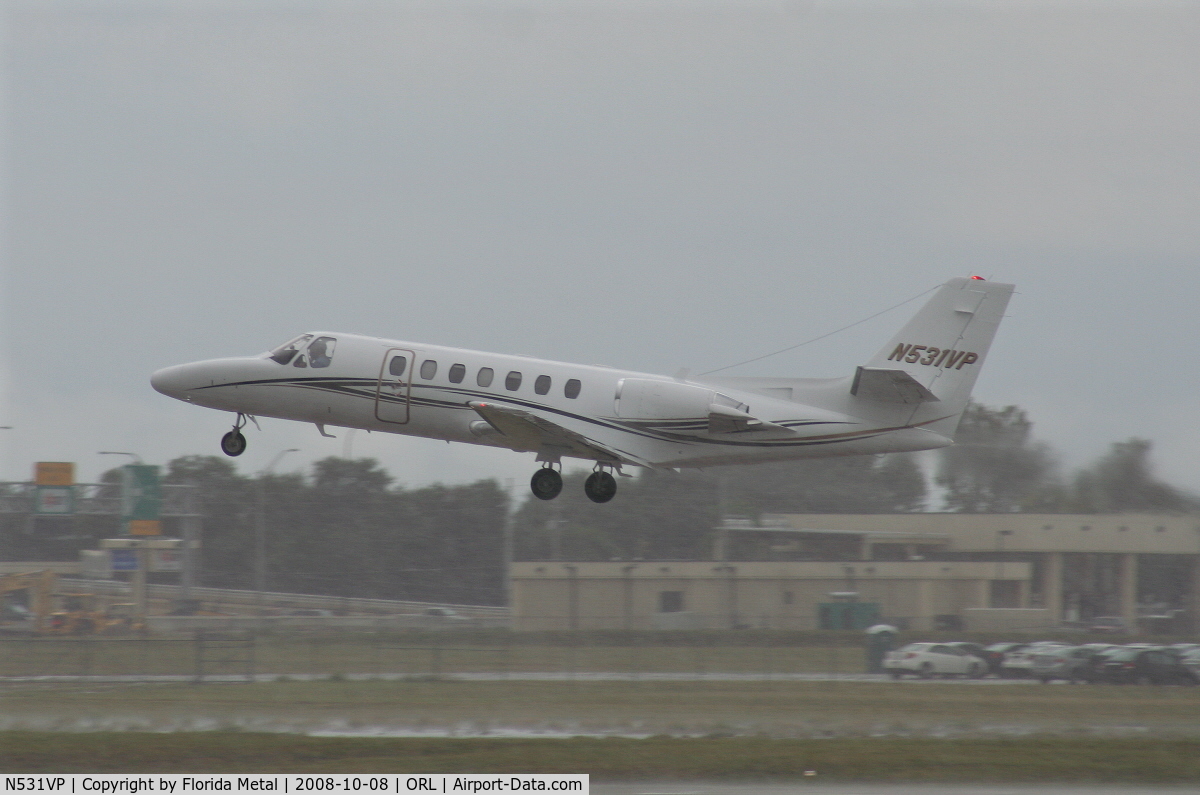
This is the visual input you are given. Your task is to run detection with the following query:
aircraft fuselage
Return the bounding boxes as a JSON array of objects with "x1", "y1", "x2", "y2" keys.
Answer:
[
  {"x1": 151, "y1": 277, "x2": 1013, "y2": 501},
  {"x1": 151, "y1": 332, "x2": 950, "y2": 470}
]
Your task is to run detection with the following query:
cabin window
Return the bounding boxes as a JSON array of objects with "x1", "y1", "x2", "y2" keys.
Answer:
[
  {"x1": 505, "y1": 371, "x2": 523, "y2": 391},
  {"x1": 269, "y1": 334, "x2": 313, "y2": 365},
  {"x1": 564, "y1": 379, "x2": 581, "y2": 399},
  {"x1": 534, "y1": 375, "x2": 551, "y2": 395},
  {"x1": 448, "y1": 364, "x2": 466, "y2": 384},
  {"x1": 389, "y1": 356, "x2": 407, "y2": 377},
  {"x1": 420, "y1": 360, "x2": 438, "y2": 380},
  {"x1": 307, "y1": 337, "x2": 337, "y2": 369},
  {"x1": 477, "y1": 367, "x2": 494, "y2": 387}
]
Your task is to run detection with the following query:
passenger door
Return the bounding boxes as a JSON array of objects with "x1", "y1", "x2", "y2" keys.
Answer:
[{"x1": 376, "y1": 349, "x2": 415, "y2": 424}]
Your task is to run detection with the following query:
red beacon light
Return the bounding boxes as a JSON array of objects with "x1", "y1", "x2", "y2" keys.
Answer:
[{"x1": 970, "y1": 275, "x2": 986, "y2": 280}]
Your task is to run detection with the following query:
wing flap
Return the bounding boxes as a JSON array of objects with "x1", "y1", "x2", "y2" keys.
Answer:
[
  {"x1": 468, "y1": 401, "x2": 659, "y2": 469},
  {"x1": 707, "y1": 403, "x2": 797, "y2": 435}
]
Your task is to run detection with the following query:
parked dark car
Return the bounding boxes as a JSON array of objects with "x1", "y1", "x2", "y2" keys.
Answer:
[
  {"x1": 1085, "y1": 616, "x2": 1127, "y2": 633},
  {"x1": 1085, "y1": 647, "x2": 1198, "y2": 685},
  {"x1": 1180, "y1": 650, "x2": 1200, "y2": 682},
  {"x1": 982, "y1": 642, "x2": 1029, "y2": 677}
]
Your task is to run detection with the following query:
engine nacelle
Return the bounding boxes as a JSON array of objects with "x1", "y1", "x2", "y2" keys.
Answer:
[{"x1": 615, "y1": 378, "x2": 720, "y2": 419}]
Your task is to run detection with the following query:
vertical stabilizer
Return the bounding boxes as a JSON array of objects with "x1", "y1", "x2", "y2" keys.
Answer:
[{"x1": 858, "y1": 277, "x2": 1014, "y2": 437}]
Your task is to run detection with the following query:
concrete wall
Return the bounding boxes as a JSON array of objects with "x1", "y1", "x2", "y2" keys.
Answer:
[
  {"x1": 963, "y1": 608, "x2": 1053, "y2": 632},
  {"x1": 511, "y1": 560, "x2": 1031, "y2": 632}
]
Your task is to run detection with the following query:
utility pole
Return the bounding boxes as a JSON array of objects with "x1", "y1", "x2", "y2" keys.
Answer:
[
  {"x1": 178, "y1": 484, "x2": 201, "y2": 609},
  {"x1": 502, "y1": 478, "x2": 516, "y2": 616},
  {"x1": 256, "y1": 449, "x2": 299, "y2": 616},
  {"x1": 714, "y1": 470, "x2": 729, "y2": 561}
]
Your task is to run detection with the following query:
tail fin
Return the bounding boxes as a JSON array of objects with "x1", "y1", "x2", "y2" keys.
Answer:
[{"x1": 853, "y1": 277, "x2": 1014, "y2": 437}]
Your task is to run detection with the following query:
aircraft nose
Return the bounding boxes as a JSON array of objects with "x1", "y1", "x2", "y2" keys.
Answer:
[{"x1": 150, "y1": 364, "x2": 197, "y2": 399}]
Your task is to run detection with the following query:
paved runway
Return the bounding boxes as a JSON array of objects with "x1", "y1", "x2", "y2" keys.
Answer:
[{"x1": 0, "y1": 671, "x2": 1044, "y2": 684}]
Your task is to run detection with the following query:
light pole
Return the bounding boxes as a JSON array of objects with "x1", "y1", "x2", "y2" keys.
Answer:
[
  {"x1": 256, "y1": 448, "x2": 299, "y2": 614},
  {"x1": 97, "y1": 451, "x2": 148, "y2": 626},
  {"x1": 98, "y1": 451, "x2": 144, "y2": 464}
]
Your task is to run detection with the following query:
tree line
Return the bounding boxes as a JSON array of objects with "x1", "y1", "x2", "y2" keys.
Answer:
[
  {"x1": 157, "y1": 455, "x2": 508, "y2": 604},
  {"x1": 5, "y1": 401, "x2": 1187, "y2": 605}
]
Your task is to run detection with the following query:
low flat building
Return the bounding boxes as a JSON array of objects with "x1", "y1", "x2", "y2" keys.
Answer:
[
  {"x1": 511, "y1": 513, "x2": 1200, "y2": 633},
  {"x1": 511, "y1": 559, "x2": 1032, "y2": 631}
]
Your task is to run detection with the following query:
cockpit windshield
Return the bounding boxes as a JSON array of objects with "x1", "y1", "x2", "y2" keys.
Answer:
[{"x1": 267, "y1": 335, "x2": 313, "y2": 365}]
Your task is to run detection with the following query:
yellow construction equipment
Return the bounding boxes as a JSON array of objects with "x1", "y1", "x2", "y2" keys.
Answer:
[
  {"x1": 46, "y1": 592, "x2": 108, "y2": 635},
  {"x1": 46, "y1": 593, "x2": 143, "y2": 635},
  {"x1": 1, "y1": 572, "x2": 142, "y2": 635},
  {"x1": 0, "y1": 570, "x2": 56, "y2": 634}
]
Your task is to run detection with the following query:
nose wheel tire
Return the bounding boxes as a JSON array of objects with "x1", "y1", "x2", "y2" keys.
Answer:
[
  {"x1": 220, "y1": 430, "x2": 247, "y2": 457},
  {"x1": 584, "y1": 471, "x2": 617, "y2": 503},
  {"x1": 530, "y1": 468, "x2": 563, "y2": 501}
]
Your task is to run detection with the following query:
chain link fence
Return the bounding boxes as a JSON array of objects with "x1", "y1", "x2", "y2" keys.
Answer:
[{"x1": 0, "y1": 630, "x2": 869, "y2": 681}]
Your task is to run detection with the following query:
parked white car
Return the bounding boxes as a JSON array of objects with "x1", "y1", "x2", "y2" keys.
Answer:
[
  {"x1": 883, "y1": 642, "x2": 986, "y2": 679},
  {"x1": 1000, "y1": 641, "x2": 1072, "y2": 678}
]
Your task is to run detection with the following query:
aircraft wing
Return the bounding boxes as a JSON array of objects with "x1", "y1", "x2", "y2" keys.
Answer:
[
  {"x1": 707, "y1": 404, "x2": 797, "y2": 435},
  {"x1": 468, "y1": 401, "x2": 662, "y2": 469}
]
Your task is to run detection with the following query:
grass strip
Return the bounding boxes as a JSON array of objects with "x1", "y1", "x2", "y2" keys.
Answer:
[
  {"x1": 9, "y1": 679, "x2": 1200, "y2": 731},
  {"x1": 2, "y1": 733, "x2": 1199, "y2": 783}
]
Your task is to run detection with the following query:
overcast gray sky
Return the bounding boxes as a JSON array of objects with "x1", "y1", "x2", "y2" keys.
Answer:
[{"x1": 3, "y1": 0, "x2": 1199, "y2": 497}]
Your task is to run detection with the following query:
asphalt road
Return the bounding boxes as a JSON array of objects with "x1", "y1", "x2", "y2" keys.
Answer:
[{"x1": 1, "y1": 671, "x2": 1045, "y2": 684}]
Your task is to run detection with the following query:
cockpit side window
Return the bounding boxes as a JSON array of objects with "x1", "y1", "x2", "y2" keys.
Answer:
[
  {"x1": 268, "y1": 334, "x2": 313, "y2": 365},
  {"x1": 307, "y1": 337, "x2": 337, "y2": 368}
]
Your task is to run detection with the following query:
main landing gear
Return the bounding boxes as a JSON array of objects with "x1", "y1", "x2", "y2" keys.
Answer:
[
  {"x1": 529, "y1": 464, "x2": 618, "y2": 503},
  {"x1": 220, "y1": 414, "x2": 249, "y2": 457},
  {"x1": 530, "y1": 467, "x2": 563, "y2": 501},
  {"x1": 584, "y1": 470, "x2": 617, "y2": 504}
]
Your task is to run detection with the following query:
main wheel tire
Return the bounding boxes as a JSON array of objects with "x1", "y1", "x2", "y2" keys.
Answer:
[
  {"x1": 968, "y1": 663, "x2": 983, "y2": 679},
  {"x1": 530, "y1": 468, "x2": 564, "y2": 501},
  {"x1": 220, "y1": 430, "x2": 247, "y2": 457},
  {"x1": 584, "y1": 471, "x2": 617, "y2": 503},
  {"x1": 918, "y1": 662, "x2": 934, "y2": 679}
]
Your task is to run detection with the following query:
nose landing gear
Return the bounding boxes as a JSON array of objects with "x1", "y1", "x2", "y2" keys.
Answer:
[
  {"x1": 220, "y1": 414, "x2": 250, "y2": 457},
  {"x1": 530, "y1": 467, "x2": 564, "y2": 501},
  {"x1": 221, "y1": 431, "x2": 247, "y2": 457}
]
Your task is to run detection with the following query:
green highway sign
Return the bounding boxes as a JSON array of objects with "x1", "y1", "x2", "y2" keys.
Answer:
[{"x1": 121, "y1": 464, "x2": 162, "y2": 523}]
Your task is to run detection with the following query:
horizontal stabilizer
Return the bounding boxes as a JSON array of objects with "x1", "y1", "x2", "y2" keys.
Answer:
[{"x1": 850, "y1": 367, "x2": 940, "y2": 404}]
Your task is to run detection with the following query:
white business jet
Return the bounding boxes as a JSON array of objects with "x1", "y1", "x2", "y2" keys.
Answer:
[{"x1": 151, "y1": 276, "x2": 1012, "y2": 503}]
